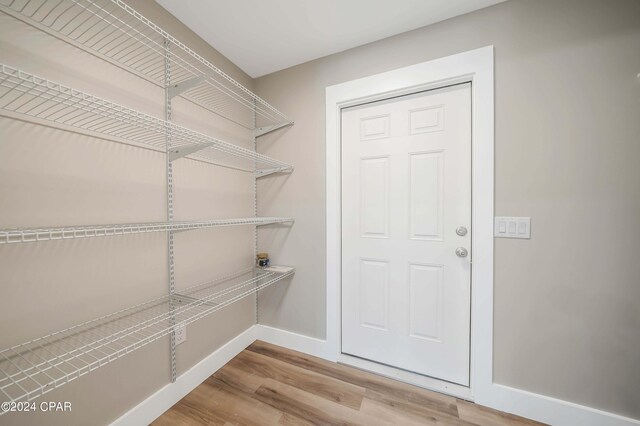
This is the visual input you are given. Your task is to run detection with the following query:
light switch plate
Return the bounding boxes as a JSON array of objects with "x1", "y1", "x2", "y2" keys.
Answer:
[{"x1": 495, "y1": 217, "x2": 530, "y2": 239}]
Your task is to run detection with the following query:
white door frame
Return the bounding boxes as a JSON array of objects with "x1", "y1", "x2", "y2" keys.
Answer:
[{"x1": 325, "y1": 46, "x2": 494, "y2": 401}]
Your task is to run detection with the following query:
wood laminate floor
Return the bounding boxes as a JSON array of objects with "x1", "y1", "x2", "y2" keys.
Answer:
[{"x1": 153, "y1": 341, "x2": 545, "y2": 426}]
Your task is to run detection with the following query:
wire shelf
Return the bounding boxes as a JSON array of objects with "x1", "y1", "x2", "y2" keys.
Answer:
[
  {"x1": 0, "y1": 0, "x2": 297, "y2": 407},
  {"x1": 0, "y1": 267, "x2": 295, "y2": 407},
  {"x1": 0, "y1": 0, "x2": 292, "y2": 130},
  {"x1": 0, "y1": 64, "x2": 293, "y2": 174},
  {"x1": 0, "y1": 217, "x2": 294, "y2": 244}
]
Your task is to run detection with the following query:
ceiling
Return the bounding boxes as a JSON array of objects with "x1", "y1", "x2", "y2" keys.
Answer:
[{"x1": 156, "y1": 0, "x2": 505, "y2": 78}]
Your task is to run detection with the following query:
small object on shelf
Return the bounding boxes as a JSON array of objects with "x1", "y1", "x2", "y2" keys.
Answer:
[{"x1": 256, "y1": 252, "x2": 270, "y2": 268}]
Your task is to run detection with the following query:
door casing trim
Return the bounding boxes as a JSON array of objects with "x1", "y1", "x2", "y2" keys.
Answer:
[{"x1": 325, "y1": 46, "x2": 494, "y2": 401}]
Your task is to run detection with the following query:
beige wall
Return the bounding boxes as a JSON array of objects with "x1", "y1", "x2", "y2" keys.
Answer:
[
  {"x1": 256, "y1": 0, "x2": 640, "y2": 419},
  {"x1": 0, "y1": 0, "x2": 258, "y2": 424}
]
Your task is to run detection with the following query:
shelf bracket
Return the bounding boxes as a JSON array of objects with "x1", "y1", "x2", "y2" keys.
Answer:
[
  {"x1": 174, "y1": 293, "x2": 219, "y2": 307},
  {"x1": 167, "y1": 76, "x2": 205, "y2": 99},
  {"x1": 170, "y1": 228, "x2": 191, "y2": 234},
  {"x1": 255, "y1": 166, "x2": 294, "y2": 178},
  {"x1": 168, "y1": 142, "x2": 215, "y2": 162},
  {"x1": 255, "y1": 121, "x2": 293, "y2": 138}
]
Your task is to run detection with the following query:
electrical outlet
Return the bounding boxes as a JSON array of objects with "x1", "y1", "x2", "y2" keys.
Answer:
[{"x1": 174, "y1": 323, "x2": 187, "y2": 345}]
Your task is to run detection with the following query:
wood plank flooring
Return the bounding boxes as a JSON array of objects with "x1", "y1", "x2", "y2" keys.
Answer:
[{"x1": 152, "y1": 341, "x2": 545, "y2": 426}]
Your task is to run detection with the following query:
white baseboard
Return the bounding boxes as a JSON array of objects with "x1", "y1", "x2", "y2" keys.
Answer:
[
  {"x1": 255, "y1": 324, "x2": 640, "y2": 426},
  {"x1": 255, "y1": 324, "x2": 335, "y2": 361},
  {"x1": 110, "y1": 325, "x2": 257, "y2": 426},
  {"x1": 109, "y1": 323, "x2": 639, "y2": 426},
  {"x1": 478, "y1": 383, "x2": 640, "y2": 426}
]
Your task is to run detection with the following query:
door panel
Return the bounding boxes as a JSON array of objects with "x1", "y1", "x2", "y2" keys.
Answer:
[
  {"x1": 359, "y1": 259, "x2": 389, "y2": 331},
  {"x1": 409, "y1": 263, "x2": 443, "y2": 342},
  {"x1": 341, "y1": 83, "x2": 471, "y2": 386},
  {"x1": 360, "y1": 157, "x2": 390, "y2": 238},
  {"x1": 409, "y1": 151, "x2": 444, "y2": 241}
]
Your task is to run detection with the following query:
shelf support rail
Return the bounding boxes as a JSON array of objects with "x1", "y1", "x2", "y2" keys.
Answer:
[{"x1": 165, "y1": 38, "x2": 177, "y2": 384}]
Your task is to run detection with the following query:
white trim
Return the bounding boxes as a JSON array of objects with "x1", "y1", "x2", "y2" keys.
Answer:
[
  {"x1": 110, "y1": 325, "x2": 257, "y2": 426},
  {"x1": 338, "y1": 353, "x2": 472, "y2": 400},
  {"x1": 256, "y1": 324, "x2": 335, "y2": 361},
  {"x1": 483, "y1": 384, "x2": 640, "y2": 426},
  {"x1": 108, "y1": 319, "x2": 639, "y2": 426},
  {"x1": 325, "y1": 45, "x2": 494, "y2": 399}
]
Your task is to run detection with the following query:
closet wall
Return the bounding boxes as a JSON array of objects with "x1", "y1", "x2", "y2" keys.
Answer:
[
  {"x1": 255, "y1": 0, "x2": 640, "y2": 420},
  {"x1": 0, "y1": 1, "x2": 257, "y2": 424}
]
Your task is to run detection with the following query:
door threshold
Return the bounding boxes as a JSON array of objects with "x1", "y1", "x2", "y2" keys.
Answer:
[{"x1": 338, "y1": 353, "x2": 472, "y2": 400}]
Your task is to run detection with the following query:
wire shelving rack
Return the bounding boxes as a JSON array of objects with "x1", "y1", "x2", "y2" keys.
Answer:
[
  {"x1": 0, "y1": 0, "x2": 295, "y2": 411},
  {"x1": 0, "y1": 64, "x2": 293, "y2": 174},
  {"x1": 0, "y1": 267, "x2": 295, "y2": 405},
  {"x1": 0, "y1": 0, "x2": 293, "y2": 132}
]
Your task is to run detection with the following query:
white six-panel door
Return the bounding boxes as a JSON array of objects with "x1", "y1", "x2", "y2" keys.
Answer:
[{"x1": 341, "y1": 83, "x2": 472, "y2": 385}]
